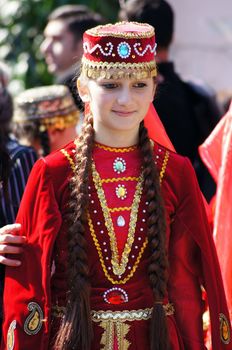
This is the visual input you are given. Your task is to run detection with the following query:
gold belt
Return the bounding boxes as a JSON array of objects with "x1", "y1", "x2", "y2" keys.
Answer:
[
  {"x1": 91, "y1": 303, "x2": 174, "y2": 322},
  {"x1": 52, "y1": 303, "x2": 174, "y2": 320},
  {"x1": 52, "y1": 304, "x2": 174, "y2": 350}
]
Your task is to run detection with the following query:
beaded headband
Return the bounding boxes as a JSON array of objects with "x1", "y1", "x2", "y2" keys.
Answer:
[
  {"x1": 14, "y1": 85, "x2": 79, "y2": 131},
  {"x1": 81, "y1": 21, "x2": 157, "y2": 80}
]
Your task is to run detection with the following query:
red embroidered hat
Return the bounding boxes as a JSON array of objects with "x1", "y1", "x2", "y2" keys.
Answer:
[{"x1": 81, "y1": 21, "x2": 157, "y2": 80}]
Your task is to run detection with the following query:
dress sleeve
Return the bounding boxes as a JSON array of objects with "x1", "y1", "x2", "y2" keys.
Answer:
[
  {"x1": 1, "y1": 158, "x2": 62, "y2": 350},
  {"x1": 168, "y1": 157, "x2": 208, "y2": 349}
]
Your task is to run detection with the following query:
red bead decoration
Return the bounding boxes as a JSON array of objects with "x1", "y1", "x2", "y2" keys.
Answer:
[{"x1": 103, "y1": 287, "x2": 128, "y2": 305}]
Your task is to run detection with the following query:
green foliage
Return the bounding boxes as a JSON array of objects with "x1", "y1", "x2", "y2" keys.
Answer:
[{"x1": 0, "y1": 0, "x2": 120, "y2": 94}]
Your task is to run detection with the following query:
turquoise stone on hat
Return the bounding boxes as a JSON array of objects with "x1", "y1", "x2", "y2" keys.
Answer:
[{"x1": 117, "y1": 42, "x2": 131, "y2": 58}]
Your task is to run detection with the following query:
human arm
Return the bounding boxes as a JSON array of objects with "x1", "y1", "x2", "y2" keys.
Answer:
[
  {"x1": 1, "y1": 158, "x2": 63, "y2": 350},
  {"x1": 0, "y1": 224, "x2": 26, "y2": 266},
  {"x1": 0, "y1": 145, "x2": 37, "y2": 266}
]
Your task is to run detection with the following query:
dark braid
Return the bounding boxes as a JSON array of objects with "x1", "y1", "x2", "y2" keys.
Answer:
[
  {"x1": 138, "y1": 121, "x2": 170, "y2": 350},
  {"x1": 38, "y1": 125, "x2": 51, "y2": 156},
  {"x1": 0, "y1": 88, "x2": 13, "y2": 200},
  {"x1": 0, "y1": 129, "x2": 11, "y2": 200},
  {"x1": 13, "y1": 120, "x2": 51, "y2": 156},
  {"x1": 55, "y1": 114, "x2": 94, "y2": 350}
]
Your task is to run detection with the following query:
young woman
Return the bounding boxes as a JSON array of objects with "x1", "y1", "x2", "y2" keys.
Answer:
[{"x1": 1, "y1": 22, "x2": 231, "y2": 350}]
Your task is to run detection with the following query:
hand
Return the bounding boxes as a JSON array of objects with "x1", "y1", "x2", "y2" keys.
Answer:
[{"x1": 0, "y1": 223, "x2": 26, "y2": 266}]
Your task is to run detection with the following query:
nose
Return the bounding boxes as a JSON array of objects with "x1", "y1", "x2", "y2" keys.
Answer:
[
  {"x1": 117, "y1": 86, "x2": 132, "y2": 105},
  {"x1": 40, "y1": 38, "x2": 51, "y2": 55}
]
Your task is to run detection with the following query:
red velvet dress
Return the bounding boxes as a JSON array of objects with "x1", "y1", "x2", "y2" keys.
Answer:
[{"x1": 1, "y1": 141, "x2": 231, "y2": 350}]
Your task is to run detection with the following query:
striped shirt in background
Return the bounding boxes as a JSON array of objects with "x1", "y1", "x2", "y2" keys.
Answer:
[
  {"x1": 0, "y1": 136, "x2": 37, "y2": 338},
  {"x1": 0, "y1": 137, "x2": 38, "y2": 226}
]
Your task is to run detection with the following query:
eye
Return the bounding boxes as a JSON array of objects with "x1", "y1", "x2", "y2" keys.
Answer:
[
  {"x1": 133, "y1": 82, "x2": 147, "y2": 88},
  {"x1": 100, "y1": 82, "x2": 119, "y2": 89}
]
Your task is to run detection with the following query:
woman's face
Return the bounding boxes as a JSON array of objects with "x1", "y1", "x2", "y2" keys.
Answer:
[{"x1": 79, "y1": 74, "x2": 155, "y2": 144}]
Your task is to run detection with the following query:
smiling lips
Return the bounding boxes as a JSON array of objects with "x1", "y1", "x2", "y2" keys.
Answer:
[{"x1": 112, "y1": 110, "x2": 135, "y2": 117}]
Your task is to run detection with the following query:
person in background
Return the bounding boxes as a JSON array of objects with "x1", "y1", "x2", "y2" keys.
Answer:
[
  {"x1": 0, "y1": 63, "x2": 38, "y2": 226},
  {"x1": 119, "y1": 0, "x2": 221, "y2": 202},
  {"x1": 0, "y1": 84, "x2": 80, "y2": 268},
  {"x1": 0, "y1": 62, "x2": 37, "y2": 339},
  {"x1": 0, "y1": 84, "x2": 79, "y2": 335},
  {"x1": 13, "y1": 84, "x2": 80, "y2": 157},
  {"x1": 1, "y1": 22, "x2": 231, "y2": 350},
  {"x1": 40, "y1": 4, "x2": 105, "y2": 109}
]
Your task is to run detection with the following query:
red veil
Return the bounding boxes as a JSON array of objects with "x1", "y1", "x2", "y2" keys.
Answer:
[
  {"x1": 144, "y1": 103, "x2": 175, "y2": 152},
  {"x1": 199, "y1": 101, "x2": 232, "y2": 319}
]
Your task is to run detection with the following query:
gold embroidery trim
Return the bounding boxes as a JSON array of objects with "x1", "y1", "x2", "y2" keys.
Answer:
[
  {"x1": 82, "y1": 57, "x2": 156, "y2": 71},
  {"x1": 99, "y1": 320, "x2": 130, "y2": 350},
  {"x1": 102, "y1": 176, "x2": 139, "y2": 183},
  {"x1": 99, "y1": 320, "x2": 115, "y2": 350},
  {"x1": 88, "y1": 212, "x2": 148, "y2": 284},
  {"x1": 159, "y1": 151, "x2": 169, "y2": 183},
  {"x1": 86, "y1": 21, "x2": 155, "y2": 39},
  {"x1": 95, "y1": 142, "x2": 137, "y2": 153},
  {"x1": 115, "y1": 322, "x2": 131, "y2": 350},
  {"x1": 109, "y1": 206, "x2": 131, "y2": 213},
  {"x1": 92, "y1": 161, "x2": 143, "y2": 277},
  {"x1": 61, "y1": 148, "x2": 170, "y2": 284},
  {"x1": 60, "y1": 149, "x2": 76, "y2": 172}
]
